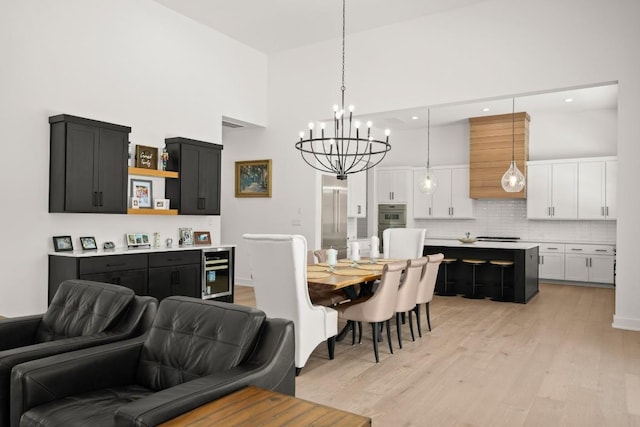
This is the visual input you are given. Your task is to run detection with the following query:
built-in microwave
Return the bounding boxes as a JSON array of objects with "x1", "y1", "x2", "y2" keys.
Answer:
[{"x1": 202, "y1": 248, "x2": 234, "y2": 302}]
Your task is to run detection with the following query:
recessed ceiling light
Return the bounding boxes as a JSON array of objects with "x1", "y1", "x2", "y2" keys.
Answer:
[
  {"x1": 411, "y1": 116, "x2": 419, "y2": 120},
  {"x1": 482, "y1": 107, "x2": 490, "y2": 112},
  {"x1": 564, "y1": 98, "x2": 574, "y2": 103}
]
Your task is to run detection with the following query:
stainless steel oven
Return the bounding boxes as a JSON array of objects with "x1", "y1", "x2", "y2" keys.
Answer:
[
  {"x1": 378, "y1": 204, "x2": 407, "y2": 249},
  {"x1": 202, "y1": 247, "x2": 234, "y2": 302}
]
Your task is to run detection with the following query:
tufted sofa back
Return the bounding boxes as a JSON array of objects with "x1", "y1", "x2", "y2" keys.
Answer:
[
  {"x1": 35, "y1": 280, "x2": 135, "y2": 343},
  {"x1": 136, "y1": 297, "x2": 266, "y2": 391}
]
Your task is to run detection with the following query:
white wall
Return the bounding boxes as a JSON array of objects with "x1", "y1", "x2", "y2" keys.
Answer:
[
  {"x1": 0, "y1": 0, "x2": 267, "y2": 316},
  {"x1": 222, "y1": 0, "x2": 640, "y2": 329}
]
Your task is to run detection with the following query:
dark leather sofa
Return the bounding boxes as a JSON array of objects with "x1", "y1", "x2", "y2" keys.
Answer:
[
  {"x1": 0, "y1": 280, "x2": 157, "y2": 427},
  {"x1": 11, "y1": 296, "x2": 295, "y2": 427}
]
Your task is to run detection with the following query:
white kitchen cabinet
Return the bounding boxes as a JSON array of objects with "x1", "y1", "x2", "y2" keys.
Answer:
[
  {"x1": 413, "y1": 166, "x2": 474, "y2": 219},
  {"x1": 578, "y1": 157, "x2": 617, "y2": 220},
  {"x1": 564, "y1": 244, "x2": 614, "y2": 284},
  {"x1": 538, "y1": 243, "x2": 565, "y2": 280},
  {"x1": 347, "y1": 169, "x2": 367, "y2": 218},
  {"x1": 376, "y1": 168, "x2": 410, "y2": 203},
  {"x1": 526, "y1": 161, "x2": 578, "y2": 219}
]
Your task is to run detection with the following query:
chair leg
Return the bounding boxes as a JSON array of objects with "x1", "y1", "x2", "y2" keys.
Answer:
[
  {"x1": 371, "y1": 323, "x2": 380, "y2": 363},
  {"x1": 358, "y1": 321, "x2": 363, "y2": 344},
  {"x1": 408, "y1": 310, "x2": 415, "y2": 341},
  {"x1": 396, "y1": 312, "x2": 403, "y2": 349},
  {"x1": 415, "y1": 305, "x2": 423, "y2": 338},
  {"x1": 351, "y1": 321, "x2": 356, "y2": 346},
  {"x1": 327, "y1": 336, "x2": 336, "y2": 360},
  {"x1": 295, "y1": 367, "x2": 302, "y2": 376},
  {"x1": 426, "y1": 302, "x2": 432, "y2": 331},
  {"x1": 386, "y1": 319, "x2": 393, "y2": 354}
]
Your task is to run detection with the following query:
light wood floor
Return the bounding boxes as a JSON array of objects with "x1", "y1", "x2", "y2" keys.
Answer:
[{"x1": 235, "y1": 283, "x2": 640, "y2": 426}]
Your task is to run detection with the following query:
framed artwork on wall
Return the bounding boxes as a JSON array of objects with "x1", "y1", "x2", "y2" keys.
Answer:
[
  {"x1": 130, "y1": 179, "x2": 153, "y2": 208},
  {"x1": 235, "y1": 159, "x2": 272, "y2": 198}
]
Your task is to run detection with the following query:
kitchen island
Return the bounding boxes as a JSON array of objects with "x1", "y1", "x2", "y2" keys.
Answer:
[{"x1": 423, "y1": 239, "x2": 539, "y2": 303}]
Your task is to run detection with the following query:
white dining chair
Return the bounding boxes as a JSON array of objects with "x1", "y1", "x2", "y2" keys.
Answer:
[
  {"x1": 243, "y1": 234, "x2": 338, "y2": 375},
  {"x1": 383, "y1": 228, "x2": 427, "y2": 260}
]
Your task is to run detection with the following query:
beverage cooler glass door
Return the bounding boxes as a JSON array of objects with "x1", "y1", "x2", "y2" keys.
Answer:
[{"x1": 203, "y1": 249, "x2": 232, "y2": 299}]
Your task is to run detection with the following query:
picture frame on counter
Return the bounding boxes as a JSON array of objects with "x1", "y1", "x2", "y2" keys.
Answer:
[
  {"x1": 79, "y1": 236, "x2": 97, "y2": 251},
  {"x1": 126, "y1": 232, "x2": 151, "y2": 248},
  {"x1": 235, "y1": 159, "x2": 272, "y2": 198},
  {"x1": 135, "y1": 144, "x2": 158, "y2": 169},
  {"x1": 52, "y1": 235, "x2": 73, "y2": 252},
  {"x1": 179, "y1": 227, "x2": 194, "y2": 245},
  {"x1": 130, "y1": 179, "x2": 152, "y2": 208},
  {"x1": 194, "y1": 231, "x2": 211, "y2": 245},
  {"x1": 131, "y1": 197, "x2": 140, "y2": 209},
  {"x1": 154, "y1": 198, "x2": 169, "y2": 210}
]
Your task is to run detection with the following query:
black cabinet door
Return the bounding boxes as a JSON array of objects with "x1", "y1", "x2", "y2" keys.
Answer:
[
  {"x1": 178, "y1": 144, "x2": 201, "y2": 215},
  {"x1": 148, "y1": 264, "x2": 200, "y2": 301},
  {"x1": 97, "y1": 128, "x2": 128, "y2": 213},
  {"x1": 199, "y1": 147, "x2": 221, "y2": 215},
  {"x1": 80, "y1": 269, "x2": 148, "y2": 296},
  {"x1": 65, "y1": 123, "x2": 99, "y2": 212}
]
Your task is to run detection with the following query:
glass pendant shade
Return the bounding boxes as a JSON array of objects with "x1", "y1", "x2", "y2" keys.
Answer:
[
  {"x1": 501, "y1": 160, "x2": 526, "y2": 192},
  {"x1": 418, "y1": 168, "x2": 438, "y2": 194}
]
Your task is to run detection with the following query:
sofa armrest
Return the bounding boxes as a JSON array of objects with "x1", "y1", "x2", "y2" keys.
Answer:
[
  {"x1": 10, "y1": 337, "x2": 144, "y2": 426},
  {"x1": 114, "y1": 318, "x2": 295, "y2": 427},
  {"x1": 0, "y1": 315, "x2": 42, "y2": 351}
]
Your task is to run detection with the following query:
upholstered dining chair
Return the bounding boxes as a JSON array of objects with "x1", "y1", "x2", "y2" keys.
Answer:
[
  {"x1": 335, "y1": 260, "x2": 405, "y2": 363},
  {"x1": 383, "y1": 228, "x2": 427, "y2": 260},
  {"x1": 415, "y1": 253, "x2": 444, "y2": 336},
  {"x1": 307, "y1": 249, "x2": 350, "y2": 307},
  {"x1": 394, "y1": 257, "x2": 429, "y2": 348},
  {"x1": 243, "y1": 234, "x2": 338, "y2": 375}
]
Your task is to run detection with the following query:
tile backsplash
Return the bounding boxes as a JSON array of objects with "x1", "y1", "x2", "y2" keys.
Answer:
[{"x1": 414, "y1": 199, "x2": 616, "y2": 244}]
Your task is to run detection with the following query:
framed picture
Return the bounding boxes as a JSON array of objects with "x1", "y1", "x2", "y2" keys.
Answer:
[
  {"x1": 131, "y1": 197, "x2": 140, "y2": 209},
  {"x1": 154, "y1": 198, "x2": 169, "y2": 210},
  {"x1": 130, "y1": 179, "x2": 153, "y2": 208},
  {"x1": 135, "y1": 145, "x2": 158, "y2": 169},
  {"x1": 126, "y1": 232, "x2": 151, "y2": 248},
  {"x1": 194, "y1": 231, "x2": 211, "y2": 245},
  {"x1": 79, "y1": 236, "x2": 97, "y2": 250},
  {"x1": 52, "y1": 235, "x2": 73, "y2": 252},
  {"x1": 235, "y1": 159, "x2": 272, "y2": 198},
  {"x1": 179, "y1": 227, "x2": 194, "y2": 245}
]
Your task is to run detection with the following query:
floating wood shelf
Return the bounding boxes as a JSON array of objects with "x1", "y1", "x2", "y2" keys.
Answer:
[
  {"x1": 127, "y1": 208, "x2": 178, "y2": 215},
  {"x1": 128, "y1": 167, "x2": 178, "y2": 179}
]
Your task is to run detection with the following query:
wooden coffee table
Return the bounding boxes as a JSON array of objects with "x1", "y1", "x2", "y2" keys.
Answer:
[{"x1": 159, "y1": 386, "x2": 371, "y2": 426}]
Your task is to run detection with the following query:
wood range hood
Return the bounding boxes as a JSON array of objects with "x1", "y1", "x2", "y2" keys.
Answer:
[{"x1": 469, "y1": 112, "x2": 529, "y2": 199}]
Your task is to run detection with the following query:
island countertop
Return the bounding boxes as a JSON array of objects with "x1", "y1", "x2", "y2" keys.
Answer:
[{"x1": 425, "y1": 239, "x2": 539, "y2": 250}]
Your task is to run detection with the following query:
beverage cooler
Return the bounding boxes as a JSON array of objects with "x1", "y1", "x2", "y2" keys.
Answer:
[{"x1": 202, "y1": 247, "x2": 234, "y2": 302}]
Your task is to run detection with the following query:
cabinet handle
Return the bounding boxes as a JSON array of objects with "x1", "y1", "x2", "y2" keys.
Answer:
[
  {"x1": 175, "y1": 270, "x2": 181, "y2": 285},
  {"x1": 99, "y1": 192, "x2": 103, "y2": 207},
  {"x1": 586, "y1": 258, "x2": 589, "y2": 267},
  {"x1": 357, "y1": 205, "x2": 361, "y2": 214},
  {"x1": 606, "y1": 206, "x2": 609, "y2": 216},
  {"x1": 391, "y1": 192, "x2": 394, "y2": 200},
  {"x1": 552, "y1": 206, "x2": 555, "y2": 216},
  {"x1": 106, "y1": 263, "x2": 126, "y2": 267},
  {"x1": 548, "y1": 247, "x2": 558, "y2": 250},
  {"x1": 451, "y1": 207, "x2": 454, "y2": 216},
  {"x1": 428, "y1": 207, "x2": 432, "y2": 216},
  {"x1": 548, "y1": 207, "x2": 551, "y2": 216},
  {"x1": 198, "y1": 198, "x2": 206, "y2": 210},
  {"x1": 571, "y1": 248, "x2": 583, "y2": 251},
  {"x1": 601, "y1": 206, "x2": 605, "y2": 216},
  {"x1": 93, "y1": 192, "x2": 98, "y2": 207}
]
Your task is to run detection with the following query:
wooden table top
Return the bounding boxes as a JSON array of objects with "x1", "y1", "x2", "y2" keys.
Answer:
[
  {"x1": 306, "y1": 259, "x2": 402, "y2": 290},
  {"x1": 158, "y1": 386, "x2": 371, "y2": 427}
]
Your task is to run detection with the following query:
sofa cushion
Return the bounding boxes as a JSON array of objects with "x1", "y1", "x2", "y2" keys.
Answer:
[
  {"x1": 19, "y1": 385, "x2": 152, "y2": 427},
  {"x1": 136, "y1": 297, "x2": 266, "y2": 391},
  {"x1": 36, "y1": 280, "x2": 135, "y2": 343}
]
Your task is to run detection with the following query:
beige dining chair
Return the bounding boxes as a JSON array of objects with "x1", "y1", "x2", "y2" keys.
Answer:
[
  {"x1": 394, "y1": 257, "x2": 429, "y2": 348},
  {"x1": 335, "y1": 260, "x2": 405, "y2": 363},
  {"x1": 383, "y1": 228, "x2": 427, "y2": 260},
  {"x1": 415, "y1": 253, "x2": 444, "y2": 336},
  {"x1": 243, "y1": 234, "x2": 338, "y2": 375}
]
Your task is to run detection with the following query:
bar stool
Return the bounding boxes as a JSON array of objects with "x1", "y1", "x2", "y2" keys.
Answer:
[
  {"x1": 462, "y1": 259, "x2": 486, "y2": 299},
  {"x1": 436, "y1": 258, "x2": 457, "y2": 296},
  {"x1": 489, "y1": 260, "x2": 514, "y2": 302}
]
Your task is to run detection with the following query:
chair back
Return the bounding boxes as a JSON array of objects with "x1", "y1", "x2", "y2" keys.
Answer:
[
  {"x1": 36, "y1": 280, "x2": 135, "y2": 343},
  {"x1": 383, "y1": 228, "x2": 427, "y2": 260},
  {"x1": 396, "y1": 257, "x2": 429, "y2": 313},
  {"x1": 243, "y1": 234, "x2": 338, "y2": 369},
  {"x1": 136, "y1": 296, "x2": 266, "y2": 391},
  {"x1": 313, "y1": 249, "x2": 327, "y2": 263},
  {"x1": 416, "y1": 253, "x2": 444, "y2": 305},
  {"x1": 349, "y1": 261, "x2": 405, "y2": 323}
]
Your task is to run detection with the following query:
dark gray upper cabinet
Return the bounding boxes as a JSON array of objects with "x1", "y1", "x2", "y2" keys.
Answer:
[
  {"x1": 165, "y1": 137, "x2": 222, "y2": 215},
  {"x1": 49, "y1": 114, "x2": 130, "y2": 213}
]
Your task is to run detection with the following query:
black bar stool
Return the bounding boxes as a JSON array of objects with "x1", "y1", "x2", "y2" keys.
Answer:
[
  {"x1": 489, "y1": 260, "x2": 514, "y2": 302},
  {"x1": 436, "y1": 258, "x2": 457, "y2": 296},
  {"x1": 462, "y1": 259, "x2": 486, "y2": 299}
]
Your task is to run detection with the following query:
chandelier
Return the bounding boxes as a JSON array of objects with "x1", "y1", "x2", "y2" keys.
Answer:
[
  {"x1": 501, "y1": 98, "x2": 526, "y2": 192},
  {"x1": 295, "y1": 0, "x2": 391, "y2": 180},
  {"x1": 417, "y1": 109, "x2": 438, "y2": 194}
]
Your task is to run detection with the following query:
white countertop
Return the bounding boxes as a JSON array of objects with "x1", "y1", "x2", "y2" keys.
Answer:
[
  {"x1": 425, "y1": 239, "x2": 538, "y2": 250},
  {"x1": 49, "y1": 244, "x2": 236, "y2": 258}
]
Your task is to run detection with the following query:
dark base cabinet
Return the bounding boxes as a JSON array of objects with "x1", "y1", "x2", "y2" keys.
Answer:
[
  {"x1": 148, "y1": 251, "x2": 201, "y2": 301},
  {"x1": 424, "y1": 245, "x2": 539, "y2": 304}
]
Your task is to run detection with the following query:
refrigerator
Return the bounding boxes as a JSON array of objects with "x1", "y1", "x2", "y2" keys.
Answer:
[{"x1": 321, "y1": 175, "x2": 348, "y2": 258}]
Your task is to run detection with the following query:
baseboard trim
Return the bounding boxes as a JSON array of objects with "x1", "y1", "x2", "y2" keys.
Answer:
[
  {"x1": 235, "y1": 277, "x2": 253, "y2": 287},
  {"x1": 612, "y1": 315, "x2": 640, "y2": 331}
]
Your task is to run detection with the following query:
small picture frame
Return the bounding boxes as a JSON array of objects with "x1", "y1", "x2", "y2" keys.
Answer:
[
  {"x1": 130, "y1": 179, "x2": 153, "y2": 208},
  {"x1": 131, "y1": 197, "x2": 140, "y2": 209},
  {"x1": 194, "y1": 231, "x2": 211, "y2": 245},
  {"x1": 179, "y1": 227, "x2": 194, "y2": 246},
  {"x1": 126, "y1": 232, "x2": 151, "y2": 248},
  {"x1": 235, "y1": 159, "x2": 272, "y2": 198},
  {"x1": 79, "y1": 236, "x2": 97, "y2": 251},
  {"x1": 135, "y1": 145, "x2": 158, "y2": 169},
  {"x1": 154, "y1": 198, "x2": 169, "y2": 210},
  {"x1": 52, "y1": 235, "x2": 73, "y2": 252}
]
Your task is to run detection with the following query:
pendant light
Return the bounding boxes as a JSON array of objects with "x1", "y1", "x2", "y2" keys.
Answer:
[
  {"x1": 418, "y1": 109, "x2": 438, "y2": 194},
  {"x1": 501, "y1": 98, "x2": 526, "y2": 192}
]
